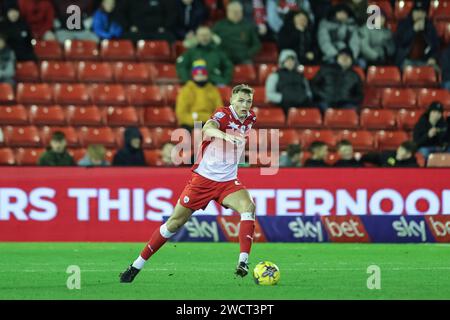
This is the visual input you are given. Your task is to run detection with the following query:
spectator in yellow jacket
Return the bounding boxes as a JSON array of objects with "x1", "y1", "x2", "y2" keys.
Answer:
[{"x1": 175, "y1": 61, "x2": 223, "y2": 131}]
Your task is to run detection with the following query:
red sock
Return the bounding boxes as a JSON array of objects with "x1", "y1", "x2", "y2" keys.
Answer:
[
  {"x1": 239, "y1": 220, "x2": 255, "y2": 254},
  {"x1": 140, "y1": 225, "x2": 171, "y2": 260}
]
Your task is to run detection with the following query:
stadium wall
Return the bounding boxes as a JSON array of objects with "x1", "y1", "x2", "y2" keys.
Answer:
[{"x1": 0, "y1": 167, "x2": 449, "y2": 242}]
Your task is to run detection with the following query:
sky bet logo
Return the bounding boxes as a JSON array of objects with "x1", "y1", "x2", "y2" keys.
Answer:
[
  {"x1": 392, "y1": 217, "x2": 426, "y2": 242},
  {"x1": 288, "y1": 218, "x2": 324, "y2": 242}
]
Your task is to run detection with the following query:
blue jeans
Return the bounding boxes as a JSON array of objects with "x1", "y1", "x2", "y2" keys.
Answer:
[{"x1": 418, "y1": 146, "x2": 450, "y2": 160}]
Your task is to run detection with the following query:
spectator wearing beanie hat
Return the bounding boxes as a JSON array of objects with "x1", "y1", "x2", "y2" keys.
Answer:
[{"x1": 176, "y1": 60, "x2": 223, "y2": 131}]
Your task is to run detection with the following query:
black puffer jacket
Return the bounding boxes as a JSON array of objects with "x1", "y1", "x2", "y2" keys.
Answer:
[
  {"x1": 113, "y1": 127, "x2": 146, "y2": 166},
  {"x1": 413, "y1": 105, "x2": 448, "y2": 148}
]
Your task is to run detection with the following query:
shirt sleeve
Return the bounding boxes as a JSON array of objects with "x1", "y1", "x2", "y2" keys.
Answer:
[{"x1": 209, "y1": 108, "x2": 228, "y2": 131}]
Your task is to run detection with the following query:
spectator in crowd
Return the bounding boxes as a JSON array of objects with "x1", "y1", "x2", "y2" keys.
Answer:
[
  {"x1": 176, "y1": 25, "x2": 233, "y2": 86},
  {"x1": 212, "y1": 1, "x2": 261, "y2": 64},
  {"x1": 334, "y1": 140, "x2": 362, "y2": 167},
  {"x1": 344, "y1": 0, "x2": 368, "y2": 26},
  {"x1": 78, "y1": 144, "x2": 110, "y2": 166},
  {"x1": 309, "y1": 0, "x2": 332, "y2": 26},
  {"x1": 122, "y1": 0, "x2": 177, "y2": 43},
  {"x1": 413, "y1": 102, "x2": 449, "y2": 160},
  {"x1": 311, "y1": 48, "x2": 363, "y2": 113},
  {"x1": 359, "y1": 9, "x2": 395, "y2": 66},
  {"x1": 0, "y1": 4, "x2": 36, "y2": 61},
  {"x1": 174, "y1": 0, "x2": 208, "y2": 41},
  {"x1": 17, "y1": 0, "x2": 55, "y2": 40},
  {"x1": 234, "y1": 0, "x2": 270, "y2": 39},
  {"x1": 161, "y1": 142, "x2": 176, "y2": 166},
  {"x1": 112, "y1": 127, "x2": 146, "y2": 166},
  {"x1": 265, "y1": 49, "x2": 312, "y2": 116},
  {"x1": 318, "y1": 3, "x2": 360, "y2": 63},
  {"x1": 38, "y1": 131, "x2": 75, "y2": 166},
  {"x1": 53, "y1": 0, "x2": 99, "y2": 43},
  {"x1": 176, "y1": 61, "x2": 223, "y2": 131},
  {"x1": 395, "y1": 0, "x2": 439, "y2": 69},
  {"x1": 279, "y1": 143, "x2": 303, "y2": 167},
  {"x1": 92, "y1": 0, "x2": 123, "y2": 40},
  {"x1": 0, "y1": 33, "x2": 15, "y2": 86},
  {"x1": 441, "y1": 45, "x2": 450, "y2": 91},
  {"x1": 360, "y1": 141, "x2": 419, "y2": 167},
  {"x1": 304, "y1": 141, "x2": 329, "y2": 167},
  {"x1": 277, "y1": 9, "x2": 317, "y2": 65},
  {"x1": 266, "y1": 0, "x2": 314, "y2": 34}
]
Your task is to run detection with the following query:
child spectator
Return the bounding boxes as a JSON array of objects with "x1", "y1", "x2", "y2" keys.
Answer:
[
  {"x1": 413, "y1": 102, "x2": 449, "y2": 160},
  {"x1": 78, "y1": 144, "x2": 110, "y2": 166},
  {"x1": 176, "y1": 26, "x2": 233, "y2": 86},
  {"x1": 334, "y1": 140, "x2": 362, "y2": 167},
  {"x1": 113, "y1": 127, "x2": 146, "y2": 166},
  {"x1": 361, "y1": 141, "x2": 419, "y2": 167},
  {"x1": 174, "y1": 0, "x2": 208, "y2": 41},
  {"x1": 0, "y1": 33, "x2": 15, "y2": 86},
  {"x1": 92, "y1": 0, "x2": 123, "y2": 40},
  {"x1": 266, "y1": 0, "x2": 314, "y2": 34},
  {"x1": 265, "y1": 49, "x2": 312, "y2": 116},
  {"x1": 176, "y1": 60, "x2": 223, "y2": 131},
  {"x1": 212, "y1": 1, "x2": 261, "y2": 64},
  {"x1": 38, "y1": 131, "x2": 75, "y2": 166},
  {"x1": 304, "y1": 141, "x2": 329, "y2": 167},
  {"x1": 279, "y1": 143, "x2": 302, "y2": 167},
  {"x1": 17, "y1": 0, "x2": 55, "y2": 40}
]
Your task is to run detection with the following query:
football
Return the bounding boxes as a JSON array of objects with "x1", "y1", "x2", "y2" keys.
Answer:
[{"x1": 253, "y1": 261, "x2": 280, "y2": 286}]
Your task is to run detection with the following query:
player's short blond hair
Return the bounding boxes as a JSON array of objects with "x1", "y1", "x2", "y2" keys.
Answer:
[{"x1": 231, "y1": 84, "x2": 254, "y2": 96}]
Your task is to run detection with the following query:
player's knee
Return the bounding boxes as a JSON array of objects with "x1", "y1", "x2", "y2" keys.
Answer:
[
  {"x1": 166, "y1": 216, "x2": 185, "y2": 232},
  {"x1": 238, "y1": 201, "x2": 255, "y2": 215}
]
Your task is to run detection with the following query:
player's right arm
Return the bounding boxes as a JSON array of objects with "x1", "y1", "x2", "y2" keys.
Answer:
[{"x1": 202, "y1": 120, "x2": 244, "y2": 145}]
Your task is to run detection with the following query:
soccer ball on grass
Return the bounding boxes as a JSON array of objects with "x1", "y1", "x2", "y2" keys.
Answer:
[{"x1": 253, "y1": 261, "x2": 280, "y2": 285}]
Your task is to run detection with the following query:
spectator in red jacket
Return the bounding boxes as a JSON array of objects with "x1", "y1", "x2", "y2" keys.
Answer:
[{"x1": 17, "y1": 0, "x2": 55, "y2": 40}]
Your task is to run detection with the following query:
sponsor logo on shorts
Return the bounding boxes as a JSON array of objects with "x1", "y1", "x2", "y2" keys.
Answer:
[{"x1": 184, "y1": 196, "x2": 190, "y2": 203}]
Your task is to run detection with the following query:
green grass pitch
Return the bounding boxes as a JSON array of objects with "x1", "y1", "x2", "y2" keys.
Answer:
[{"x1": 0, "y1": 242, "x2": 449, "y2": 300}]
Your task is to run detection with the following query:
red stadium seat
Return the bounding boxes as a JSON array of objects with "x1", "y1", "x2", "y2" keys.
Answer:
[
  {"x1": 136, "y1": 40, "x2": 172, "y2": 61},
  {"x1": 366, "y1": 66, "x2": 402, "y2": 86},
  {"x1": 416, "y1": 88, "x2": 450, "y2": 109},
  {"x1": 66, "y1": 105, "x2": 104, "y2": 126},
  {"x1": 40, "y1": 126, "x2": 79, "y2": 147},
  {"x1": 302, "y1": 65, "x2": 320, "y2": 80},
  {"x1": 77, "y1": 61, "x2": 114, "y2": 83},
  {"x1": 144, "y1": 149, "x2": 163, "y2": 166},
  {"x1": 16, "y1": 83, "x2": 52, "y2": 105},
  {"x1": 429, "y1": 0, "x2": 450, "y2": 19},
  {"x1": 395, "y1": 0, "x2": 414, "y2": 19},
  {"x1": 427, "y1": 153, "x2": 450, "y2": 167},
  {"x1": 89, "y1": 84, "x2": 127, "y2": 105},
  {"x1": 287, "y1": 108, "x2": 322, "y2": 128},
  {"x1": 162, "y1": 84, "x2": 181, "y2": 105},
  {"x1": 360, "y1": 108, "x2": 397, "y2": 129},
  {"x1": 15, "y1": 148, "x2": 45, "y2": 165},
  {"x1": 0, "y1": 83, "x2": 15, "y2": 104},
  {"x1": 381, "y1": 88, "x2": 417, "y2": 109},
  {"x1": 40, "y1": 61, "x2": 77, "y2": 82},
  {"x1": 15, "y1": 61, "x2": 40, "y2": 82},
  {"x1": 126, "y1": 85, "x2": 164, "y2": 106},
  {"x1": 435, "y1": 20, "x2": 450, "y2": 44},
  {"x1": 64, "y1": 40, "x2": 99, "y2": 60},
  {"x1": 324, "y1": 109, "x2": 359, "y2": 129},
  {"x1": 362, "y1": 87, "x2": 381, "y2": 108},
  {"x1": 33, "y1": 40, "x2": 63, "y2": 60},
  {"x1": 252, "y1": 86, "x2": 268, "y2": 106},
  {"x1": 254, "y1": 42, "x2": 278, "y2": 63},
  {"x1": 114, "y1": 62, "x2": 151, "y2": 83},
  {"x1": 100, "y1": 40, "x2": 135, "y2": 61},
  {"x1": 257, "y1": 63, "x2": 277, "y2": 85},
  {"x1": 67, "y1": 148, "x2": 86, "y2": 163},
  {"x1": 53, "y1": 83, "x2": 90, "y2": 105},
  {"x1": 337, "y1": 130, "x2": 375, "y2": 151},
  {"x1": 0, "y1": 105, "x2": 28, "y2": 125},
  {"x1": 353, "y1": 66, "x2": 365, "y2": 82},
  {"x1": 402, "y1": 66, "x2": 439, "y2": 87},
  {"x1": 3, "y1": 126, "x2": 41, "y2": 147},
  {"x1": 278, "y1": 129, "x2": 301, "y2": 149},
  {"x1": 143, "y1": 106, "x2": 177, "y2": 127},
  {"x1": 150, "y1": 127, "x2": 176, "y2": 148},
  {"x1": 232, "y1": 64, "x2": 257, "y2": 84},
  {"x1": 173, "y1": 41, "x2": 187, "y2": 57},
  {"x1": 396, "y1": 109, "x2": 423, "y2": 130},
  {"x1": 0, "y1": 148, "x2": 15, "y2": 165},
  {"x1": 375, "y1": 130, "x2": 409, "y2": 150},
  {"x1": 252, "y1": 107, "x2": 285, "y2": 127},
  {"x1": 218, "y1": 86, "x2": 231, "y2": 103},
  {"x1": 301, "y1": 129, "x2": 337, "y2": 149},
  {"x1": 78, "y1": 126, "x2": 116, "y2": 147},
  {"x1": 29, "y1": 105, "x2": 66, "y2": 126},
  {"x1": 149, "y1": 63, "x2": 179, "y2": 84},
  {"x1": 106, "y1": 106, "x2": 140, "y2": 126}
]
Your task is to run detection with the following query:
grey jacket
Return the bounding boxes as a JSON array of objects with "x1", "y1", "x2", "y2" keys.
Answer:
[
  {"x1": 359, "y1": 26, "x2": 395, "y2": 62},
  {"x1": 318, "y1": 17, "x2": 361, "y2": 62}
]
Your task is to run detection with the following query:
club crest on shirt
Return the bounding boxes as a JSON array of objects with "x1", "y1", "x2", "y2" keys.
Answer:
[
  {"x1": 183, "y1": 196, "x2": 190, "y2": 203},
  {"x1": 213, "y1": 112, "x2": 225, "y2": 120}
]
